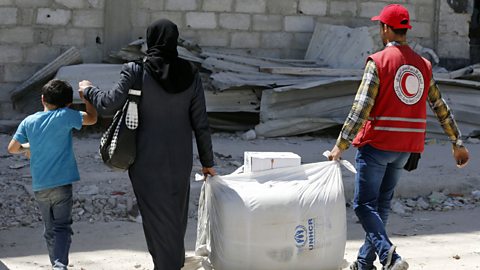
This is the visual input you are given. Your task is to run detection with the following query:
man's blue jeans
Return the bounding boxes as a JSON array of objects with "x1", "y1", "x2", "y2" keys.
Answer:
[
  {"x1": 34, "y1": 184, "x2": 73, "y2": 269},
  {"x1": 353, "y1": 145, "x2": 409, "y2": 269}
]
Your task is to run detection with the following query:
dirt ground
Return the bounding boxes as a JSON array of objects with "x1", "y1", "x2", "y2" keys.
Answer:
[{"x1": 0, "y1": 132, "x2": 479, "y2": 270}]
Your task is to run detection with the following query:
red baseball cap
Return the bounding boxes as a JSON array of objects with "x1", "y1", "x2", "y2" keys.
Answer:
[{"x1": 371, "y1": 4, "x2": 412, "y2": 29}]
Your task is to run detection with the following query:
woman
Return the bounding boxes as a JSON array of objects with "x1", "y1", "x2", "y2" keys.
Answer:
[{"x1": 79, "y1": 19, "x2": 216, "y2": 269}]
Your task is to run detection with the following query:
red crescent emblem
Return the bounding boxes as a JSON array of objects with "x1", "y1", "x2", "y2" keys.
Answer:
[{"x1": 400, "y1": 73, "x2": 416, "y2": 97}]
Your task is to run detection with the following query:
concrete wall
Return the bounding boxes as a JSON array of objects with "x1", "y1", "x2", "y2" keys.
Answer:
[{"x1": 0, "y1": 0, "x2": 473, "y2": 119}]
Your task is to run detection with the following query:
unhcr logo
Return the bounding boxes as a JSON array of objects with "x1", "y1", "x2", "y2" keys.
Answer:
[
  {"x1": 294, "y1": 225, "x2": 307, "y2": 248},
  {"x1": 294, "y1": 218, "x2": 316, "y2": 250}
]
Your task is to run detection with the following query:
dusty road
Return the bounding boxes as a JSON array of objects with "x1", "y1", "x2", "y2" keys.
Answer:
[{"x1": 1, "y1": 133, "x2": 479, "y2": 269}]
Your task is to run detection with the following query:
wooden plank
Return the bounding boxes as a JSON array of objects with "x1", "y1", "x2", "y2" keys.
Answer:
[
  {"x1": 201, "y1": 51, "x2": 321, "y2": 67},
  {"x1": 210, "y1": 72, "x2": 334, "y2": 90},
  {"x1": 255, "y1": 118, "x2": 340, "y2": 137},
  {"x1": 202, "y1": 57, "x2": 260, "y2": 74},
  {"x1": 259, "y1": 66, "x2": 363, "y2": 76},
  {"x1": 204, "y1": 89, "x2": 260, "y2": 113}
]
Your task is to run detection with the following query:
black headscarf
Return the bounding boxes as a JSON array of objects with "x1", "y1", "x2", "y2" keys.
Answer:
[{"x1": 144, "y1": 19, "x2": 195, "y2": 93}]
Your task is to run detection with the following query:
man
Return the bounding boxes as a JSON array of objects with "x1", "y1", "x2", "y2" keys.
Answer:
[{"x1": 328, "y1": 4, "x2": 470, "y2": 270}]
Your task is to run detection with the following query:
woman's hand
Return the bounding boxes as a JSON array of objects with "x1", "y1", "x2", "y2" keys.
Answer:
[{"x1": 202, "y1": 167, "x2": 217, "y2": 181}]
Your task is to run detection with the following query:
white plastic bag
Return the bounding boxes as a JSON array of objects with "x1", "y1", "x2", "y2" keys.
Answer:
[{"x1": 196, "y1": 158, "x2": 355, "y2": 270}]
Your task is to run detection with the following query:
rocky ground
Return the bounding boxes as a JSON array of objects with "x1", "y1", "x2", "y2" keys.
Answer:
[{"x1": 1, "y1": 131, "x2": 480, "y2": 269}]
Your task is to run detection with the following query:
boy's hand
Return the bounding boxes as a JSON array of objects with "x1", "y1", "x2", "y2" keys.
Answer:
[{"x1": 78, "y1": 80, "x2": 93, "y2": 100}]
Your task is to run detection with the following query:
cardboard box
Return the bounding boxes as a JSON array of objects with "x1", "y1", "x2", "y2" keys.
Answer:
[{"x1": 244, "y1": 151, "x2": 301, "y2": 172}]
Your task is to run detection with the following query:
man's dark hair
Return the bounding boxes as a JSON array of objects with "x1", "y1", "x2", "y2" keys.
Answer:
[
  {"x1": 381, "y1": 22, "x2": 408, "y2": 36},
  {"x1": 41, "y1": 79, "x2": 73, "y2": 108}
]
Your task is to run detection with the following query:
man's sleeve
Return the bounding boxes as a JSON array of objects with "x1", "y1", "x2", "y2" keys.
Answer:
[
  {"x1": 427, "y1": 78, "x2": 462, "y2": 146},
  {"x1": 335, "y1": 60, "x2": 380, "y2": 150}
]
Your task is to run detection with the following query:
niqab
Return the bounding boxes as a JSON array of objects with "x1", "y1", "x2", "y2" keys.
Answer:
[{"x1": 144, "y1": 19, "x2": 195, "y2": 93}]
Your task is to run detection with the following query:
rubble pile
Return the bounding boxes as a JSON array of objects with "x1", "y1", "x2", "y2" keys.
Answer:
[{"x1": 390, "y1": 190, "x2": 480, "y2": 215}]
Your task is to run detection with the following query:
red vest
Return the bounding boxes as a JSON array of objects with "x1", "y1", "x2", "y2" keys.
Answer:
[{"x1": 352, "y1": 45, "x2": 431, "y2": 153}]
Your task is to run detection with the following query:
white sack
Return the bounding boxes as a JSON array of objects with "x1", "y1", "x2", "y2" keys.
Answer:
[{"x1": 196, "y1": 158, "x2": 355, "y2": 270}]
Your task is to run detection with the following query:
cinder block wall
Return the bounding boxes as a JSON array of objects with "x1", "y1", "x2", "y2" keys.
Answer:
[{"x1": 0, "y1": 0, "x2": 472, "y2": 119}]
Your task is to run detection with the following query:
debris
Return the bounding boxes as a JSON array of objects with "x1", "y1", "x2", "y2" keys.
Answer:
[
  {"x1": 10, "y1": 47, "x2": 82, "y2": 113},
  {"x1": 429, "y1": 192, "x2": 448, "y2": 204},
  {"x1": 78, "y1": 185, "x2": 99, "y2": 196},
  {"x1": 9, "y1": 163, "x2": 29, "y2": 170},
  {"x1": 472, "y1": 190, "x2": 480, "y2": 200},
  {"x1": 241, "y1": 129, "x2": 256, "y2": 140}
]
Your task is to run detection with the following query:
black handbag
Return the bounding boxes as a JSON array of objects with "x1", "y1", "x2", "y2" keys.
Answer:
[
  {"x1": 403, "y1": 153, "x2": 421, "y2": 171},
  {"x1": 99, "y1": 88, "x2": 142, "y2": 170}
]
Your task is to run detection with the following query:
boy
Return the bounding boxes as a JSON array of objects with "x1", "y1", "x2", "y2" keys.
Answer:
[{"x1": 7, "y1": 79, "x2": 97, "y2": 270}]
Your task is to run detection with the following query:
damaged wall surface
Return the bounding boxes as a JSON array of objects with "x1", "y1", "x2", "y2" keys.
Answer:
[{"x1": 0, "y1": 0, "x2": 475, "y2": 120}]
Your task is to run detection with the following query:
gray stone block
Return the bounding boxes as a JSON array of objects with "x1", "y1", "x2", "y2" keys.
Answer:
[
  {"x1": 0, "y1": 0, "x2": 13, "y2": 6},
  {"x1": 80, "y1": 46, "x2": 103, "y2": 63},
  {"x1": 410, "y1": 21, "x2": 432, "y2": 38},
  {"x1": 55, "y1": 0, "x2": 86, "y2": 9},
  {"x1": 293, "y1": 32, "x2": 313, "y2": 50},
  {"x1": 330, "y1": 1, "x2": 357, "y2": 17},
  {"x1": 198, "y1": 30, "x2": 229, "y2": 46},
  {"x1": 261, "y1": 32, "x2": 293, "y2": 48},
  {"x1": 85, "y1": 29, "x2": 104, "y2": 46},
  {"x1": 73, "y1": 10, "x2": 104, "y2": 28},
  {"x1": 438, "y1": 38, "x2": 469, "y2": 59},
  {"x1": 284, "y1": 16, "x2": 314, "y2": 32},
  {"x1": 52, "y1": 28, "x2": 85, "y2": 46},
  {"x1": 15, "y1": 0, "x2": 50, "y2": 7},
  {"x1": 0, "y1": 46, "x2": 22, "y2": 63},
  {"x1": 253, "y1": 14, "x2": 282, "y2": 31},
  {"x1": 25, "y1": 45, "x2": 61, "y2": 64},
  {"x1": 0, "y1": 27, "x2": 34, "y2": 44},
  {"x1": 4, "y1": 64, "x2": 40, "y2": 83},
  {"x1": 139, "y1": 0, "x2": 164, "y2": 10},
  {"x1": 231, "y1": 32, "x2": 260, "y2": 48},
  {"x1": 151, "y1": 11, "x2": 184, "y2": 28},
  {"x1": 37, "y1": 8, "x2": 71, "y2": 25},
  {"x1": 418, "y1": 5, "x2": 435, "y2": 22},
  {"x1": 165, "y1": 0, "x2": 197, "y2": 11},
  {"x1": 250, "y1": 48, "x2": 281, "y2": 58},
  {"x1": 34, "y1": 28, "x2": 51, "y2": 45},
  {"x1": 186, "y1": 12, "x2": 216, "y2": 29},
  {"x1": 133, "y1": 9, "x2": 149, "y2": 28},
  {"x1": 359, "y1": 2, "x2": 385, "y2": 18},
  {"x1": 203, "y1": 0, "x2": 232, "y2": 12},
  {"x1": 19, "y1": 8, "x2": 34, "y2": 25},
  {"x1": 281, "y1": 48, "x2": 305, "y2": 59},
  {"x1": 0, "y1": 7, "x2": 17, "y2": 25},
  {"x1": 235, "y1": 0, "x2": 266, "y2": 13},
  {"x1": 0, "y1": 83, "x2": 17, "y2": 102},
  {"x1": 439, "y1": 15, "x2": 470, "y2": 36},
  {"x1": 298, "y1": 0, "x2": 327, "y2": 16},
  {"x1": 266, "y1": 0, "x2": 297, "y2": 15},
  {"x1": 219, "y1": 13, "x2": 250, "y2": 30},
  {"x1": 87, "y1": 0, "x2": 105, "y2": 9}
]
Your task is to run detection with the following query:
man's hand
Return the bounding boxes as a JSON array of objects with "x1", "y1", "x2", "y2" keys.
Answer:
[
  {"x1": 202, "y1": 167, "x2": 217, "y2": 181},
  {"x1": 78, "y1": 80, "x2": 93, "y2": 100},
  {"x1": 453, "y1": 146, "x2": 469, "y2": 168},
  {"x1": 328, "y1": 145, "x2": 344, "y2": 161}
]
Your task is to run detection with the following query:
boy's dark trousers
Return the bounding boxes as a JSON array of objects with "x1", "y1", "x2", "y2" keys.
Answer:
[{"x1": 34, "y1": 184, "x2": 73, "y2": 269}]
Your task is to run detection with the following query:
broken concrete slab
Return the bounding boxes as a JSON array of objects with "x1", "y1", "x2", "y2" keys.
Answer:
[
  {"x1": 9, "y1": 47, "x2": 83, "y2": 113},
  {"x1": 55, "y1": 63, "x2": 123, "y2": 104}
]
